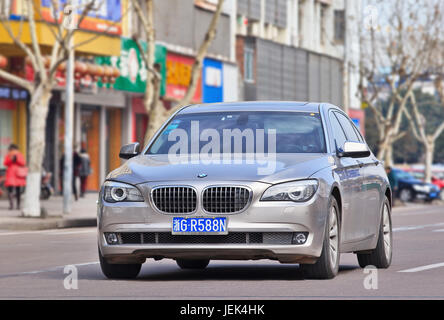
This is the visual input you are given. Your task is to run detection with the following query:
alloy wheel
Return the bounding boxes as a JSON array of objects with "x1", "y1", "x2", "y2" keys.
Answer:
[
  {"x1": 329, "y1": 206, "x2": 339, "y2": 268},
  {"x1": 382, "y1": 203, "x2": 392, "y2": 261},
  {"x1": 400, "y1": 189, "x2": 412, "y2": 202}
]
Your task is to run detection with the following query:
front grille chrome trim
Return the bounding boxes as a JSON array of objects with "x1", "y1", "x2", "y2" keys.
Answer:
[
  {"x1": 201, "y1": 185, "x2": 253, "y2": 215},
  {"x1": 150, "y1": 185, "x2": 198, "y2": 215}
]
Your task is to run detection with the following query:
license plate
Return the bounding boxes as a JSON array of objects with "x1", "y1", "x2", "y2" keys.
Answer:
[
  {"x1": 430, "y1": 193, "x2": 437, "y2": 198},
  {"x1": 172, "y1": 217, "x2": 227, "y2": 235}
]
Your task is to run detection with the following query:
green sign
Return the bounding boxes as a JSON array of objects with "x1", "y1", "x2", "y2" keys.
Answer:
[{"x1": 96, "y1": 37, "x2": 166, "y2": 95}]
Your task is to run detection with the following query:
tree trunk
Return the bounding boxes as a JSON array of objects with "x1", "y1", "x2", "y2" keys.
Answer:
[
  {"x1": 384, "y1": 144, "x2": 394, "y2": 167},
  {"x1": 377, "y1": 135, "x2": 389, "y2": 165},
  {"x1": 22, "y1": 86, "x2": 52, "y2": 217},
  {"x1": 424, "y1": 142, "x2": 434, "y2": 184},
  {"x1": 144, "y1": 100, "x2": 167, "y2": 145}
]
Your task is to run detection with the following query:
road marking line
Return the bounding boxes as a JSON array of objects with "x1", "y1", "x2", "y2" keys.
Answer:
[
  {"x1": 0, "y1": 229, "x2": 95, "y2": 236},
  {"x1": 432, "y1": 229, "x2": 444, "y2": 233},
  {"x1": 47, "y1": 230, "x2": 95, "y2": 235},
  {"x1": 0, "y1": 261, "x2": 99, "y2": 278},
  {"x1": 398, "y1": 262, "x2": 444, "y2": 273},
  {"x1": 393, "y1": 222, "x2": 444, "y2": 232}
]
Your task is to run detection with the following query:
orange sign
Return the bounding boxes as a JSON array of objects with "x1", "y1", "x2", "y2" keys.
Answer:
[{"x1": 166, "y1": 53, "x2": 201, "y2": 102}]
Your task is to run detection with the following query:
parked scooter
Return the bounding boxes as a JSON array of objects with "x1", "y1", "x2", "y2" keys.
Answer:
[{"x1": 40, "y1": 170, "x2": 54, "y2": 200}]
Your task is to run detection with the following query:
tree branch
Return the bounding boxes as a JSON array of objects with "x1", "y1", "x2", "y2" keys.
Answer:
[
  {"x1": 26, "y1": 0, "x2": 46, "y2": 82},
  {"x1": 0, "y1": 68, "x2": 33, "y2": 93}
]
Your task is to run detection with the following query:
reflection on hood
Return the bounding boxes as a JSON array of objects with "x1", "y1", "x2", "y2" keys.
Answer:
[{"x1": 106, "y1": 153, "x2": 333, "y2": 185}]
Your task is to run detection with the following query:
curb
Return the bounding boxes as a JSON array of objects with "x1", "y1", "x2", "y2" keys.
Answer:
[{"x1": 0, "y1": 218, "x2": 96, "y2": 231}]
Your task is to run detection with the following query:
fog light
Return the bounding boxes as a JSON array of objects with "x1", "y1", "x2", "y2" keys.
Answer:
[
  {"x1": 292, "y1": 232, "x2": 308, "y2": 245},
  {"x1": 106, "y1": 233, "x2": 118, "y2": 245}
]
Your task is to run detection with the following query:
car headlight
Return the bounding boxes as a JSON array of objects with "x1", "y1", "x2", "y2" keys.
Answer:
[
  {"x1": 261, "y1": 180, "x2": 318, "y2": 202},
  {"x1": 103, "y1": 181, "x2": 144, "y2": 203},
  {"x1": 412, "y1": 184, "x2": 429, "y2": 193}
]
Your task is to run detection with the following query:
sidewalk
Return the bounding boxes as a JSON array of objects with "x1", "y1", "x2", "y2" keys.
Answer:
[{"x1": 0, "y1": 193, "x2": 98, "y2": 231}]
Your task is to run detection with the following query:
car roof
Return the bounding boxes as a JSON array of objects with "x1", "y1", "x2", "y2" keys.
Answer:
[{"x1": 178, "y1": 101, "x2": 323, "y2": 114}]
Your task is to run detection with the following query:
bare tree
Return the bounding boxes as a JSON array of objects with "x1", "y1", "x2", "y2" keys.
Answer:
[
  {"x1": 359, "y1": 0, "x2": 443, "y2": 166},
  {"x1": 404, "y1": 79, "x2": 444, "y2": 183},
  {"x1": 130, "y1": 0, "x2": 225, "y2": 144},
  {"x1": 0, "y1": 0, "x2": 108, "y2": 216}
]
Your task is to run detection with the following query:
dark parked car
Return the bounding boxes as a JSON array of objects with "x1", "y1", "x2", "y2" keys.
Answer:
[
  {"x1": 393, "y1": 169, "x2": 440, "y2": 202},
  {"x1": 408, "y1": 169, "x2": 444, "y2": 201}
]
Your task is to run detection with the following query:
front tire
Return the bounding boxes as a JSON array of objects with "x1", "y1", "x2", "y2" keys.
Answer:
[
  {"x1": 357, "y1": 197, "x2": 392, "y2": 268},
  {"x1": 300, "y1": 197, "x2": 340, "y2": 279},
  {"x1": 399, "y1": 188, "x2": 413, "y2": 202},
  {"x1": 99, "y1": 248, "x2": 141, "y2": 279},
  {"x1": 176, "y1": 259, "x2": 210, "y2": 269}
]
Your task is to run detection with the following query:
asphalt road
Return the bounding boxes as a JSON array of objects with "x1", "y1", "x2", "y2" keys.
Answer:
[{"x1": 1, "y1": 203, "x2": 444, "y2": 299}]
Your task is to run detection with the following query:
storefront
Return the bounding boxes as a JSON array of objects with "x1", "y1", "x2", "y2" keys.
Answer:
[
  {"x1": 73, "y1": 92, "x2": 127, "y2": 191},
  {"x1": 51, "y1": 90, "x2": 129, "y2": 192},
  {"x1": 0, "y1": 85, "x2": 28, "y2": 169}
]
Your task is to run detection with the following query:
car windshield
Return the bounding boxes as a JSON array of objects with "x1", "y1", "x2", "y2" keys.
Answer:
[{"x1": 147, "y1": 111, "x2": 326, "y2": 154}]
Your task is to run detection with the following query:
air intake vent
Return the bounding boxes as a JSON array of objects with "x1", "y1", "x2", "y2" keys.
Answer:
[
  {"x1": 152, "y1": 187, "x2": 197, "y2": 213},
  {"x1": 109, "y1": 232, "x2": 301, "y2": 245},
  {"x1": 202, "y1": 186, "x2": 251, "y2": 213}
]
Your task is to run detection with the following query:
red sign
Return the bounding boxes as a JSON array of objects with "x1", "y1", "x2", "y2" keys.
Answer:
[{"x1": 166, "y1": 53, "x2": 201, "y2": 103}]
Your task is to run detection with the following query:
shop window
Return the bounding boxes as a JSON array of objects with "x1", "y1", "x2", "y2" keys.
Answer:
[
  {"x1": 244, "y1": 47, "x2": 254, "y2": 82},
  {"x1": 334, "y1": 10, "x2": 345, "y2": 43}
]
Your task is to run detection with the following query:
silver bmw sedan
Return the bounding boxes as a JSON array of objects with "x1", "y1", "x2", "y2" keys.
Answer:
[{"x1": 97, "y1": 102, "x2": 393, "y2": 280}]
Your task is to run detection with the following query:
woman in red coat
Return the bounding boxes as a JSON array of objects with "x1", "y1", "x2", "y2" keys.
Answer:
[{"x1": 3, "y1": 144, "x2": 27, "y2": 210}]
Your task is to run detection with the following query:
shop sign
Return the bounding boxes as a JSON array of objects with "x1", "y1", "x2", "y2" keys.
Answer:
[
  {"x1": 166, "y1": 53, "x2": 201, "y2": 102},
  {"x1": 96, "y1": 38, "x2": 166, "y2": 94},
  {"x1": 9, "y1": 0, "x2": 122, "y2": 35},
  {"x1": 0, "y1": 86, "x2": 28, "y2": 100},
  {"x1": 202, "y1": 58, "x2": 222, "y2": 103}
]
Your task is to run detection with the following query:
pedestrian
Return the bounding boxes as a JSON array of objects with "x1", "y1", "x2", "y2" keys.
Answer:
[
  {"x1": 60, "y1": 150, "x2": 82, "y2": 201},
  {"x1": 3, "y1": 144, "x2": 27, "y2": 210},
  {"x1": 79, "y1": 148, "x2": 91, "y2": 197},
  {"x1": 386, "y1": 166, "x2": 398, "y2": 199}
]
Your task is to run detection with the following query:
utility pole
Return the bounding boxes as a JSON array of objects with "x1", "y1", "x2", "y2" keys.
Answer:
[{"x1": 63, "y1": 2, "x2": 75, "y2": 214}]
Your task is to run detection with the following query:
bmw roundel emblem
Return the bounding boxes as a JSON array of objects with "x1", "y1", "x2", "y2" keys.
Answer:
[{"x1": 197, "y1": 173, "x2": 207, "y2": 178}]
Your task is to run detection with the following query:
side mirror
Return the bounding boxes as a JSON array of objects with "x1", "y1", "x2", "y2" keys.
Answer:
[
  {"x1": 338, "y1": 141, "x2": 371, "y2": 158},
  {"x1": 119, "y1": 142, "x2": 140, "y2": 160}
]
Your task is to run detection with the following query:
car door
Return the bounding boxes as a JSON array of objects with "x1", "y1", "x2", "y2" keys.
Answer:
[
  {"x1": 329, "y1": 111, "x2": 363, "y2": 244},
  {"x1": 334, "y1": 111, "x2": 378, "y2": 241}
]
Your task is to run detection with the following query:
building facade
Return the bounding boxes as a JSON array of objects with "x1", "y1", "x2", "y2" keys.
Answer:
[
  {"x1": 235, "y1": 0, "x2": 363, "y2": 131},
  {"x1": 1, "y1": 0, "x2": 364, "y2": 193}
]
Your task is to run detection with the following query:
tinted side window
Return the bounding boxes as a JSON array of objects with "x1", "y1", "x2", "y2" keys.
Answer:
[
  {"x1": 329, "y1": 112, "x2": 347, "y2": 148},
  {"x1": 334, "y1": 112, "x2": 360, "y2": 142},
  {"x1": 351, "y1": 123, "x2": 364, "y2": 143}
]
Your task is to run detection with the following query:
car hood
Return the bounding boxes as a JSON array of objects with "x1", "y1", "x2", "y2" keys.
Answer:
[{"x1": 106, "y1": 153, "x2": 333, "y2": 185}]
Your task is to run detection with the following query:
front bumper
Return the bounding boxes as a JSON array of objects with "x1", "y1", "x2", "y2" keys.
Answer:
[
  {"x1": 97, "y1": 180, "x2": 329, "y2": 264},
  {"x1": 414, "y1": 190, "x2": 440, "y2": 200}
]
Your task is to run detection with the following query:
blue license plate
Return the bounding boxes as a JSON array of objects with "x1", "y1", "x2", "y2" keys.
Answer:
[
  {"x1": 430, "y1": 193, "x2": 437, "y2": 198},
  {"x1": 172, "y1": 217, "x2": 227, "y2": 235}
]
